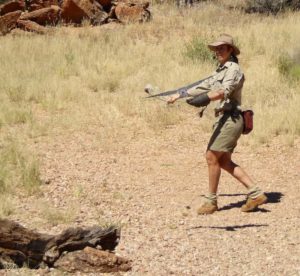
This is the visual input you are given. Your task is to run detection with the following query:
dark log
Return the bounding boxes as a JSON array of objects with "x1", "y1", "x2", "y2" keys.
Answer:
[{"x1": 0, "y1": 219, "x2": 120, "y2": 269}]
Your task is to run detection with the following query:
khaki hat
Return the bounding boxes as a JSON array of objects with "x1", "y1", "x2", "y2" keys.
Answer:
[{"x1": 208, "y1": 34, "x2": 240, "y2": 56}]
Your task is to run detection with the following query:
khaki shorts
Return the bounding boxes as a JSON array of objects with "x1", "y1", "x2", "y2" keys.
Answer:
[{"x1": 207, "y1": 113, "x2": 244, "y2": 153}]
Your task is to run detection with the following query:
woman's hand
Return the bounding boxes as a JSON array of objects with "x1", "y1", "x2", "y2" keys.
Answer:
[{"x1": 167, "y1": 93, "x2": 181, "y2": 104}]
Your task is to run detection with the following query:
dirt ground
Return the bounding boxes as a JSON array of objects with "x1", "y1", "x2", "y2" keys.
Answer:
[{"x1": 7, "y1": 116, "x2": 300, "y2": 275}]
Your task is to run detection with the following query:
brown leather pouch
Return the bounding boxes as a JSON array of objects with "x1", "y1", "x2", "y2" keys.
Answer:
[{"x1": 242, "y1": 110, "x2": 254, "y2": 134}]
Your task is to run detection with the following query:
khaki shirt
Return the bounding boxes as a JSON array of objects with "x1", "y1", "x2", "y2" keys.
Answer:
[{"x1": 187, "y1": 61, "x2": 244, "y2": 112}]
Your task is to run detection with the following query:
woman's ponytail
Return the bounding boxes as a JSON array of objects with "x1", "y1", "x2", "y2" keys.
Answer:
[{"x1": 229, "y1": 54, "x2": 239, "y2": 64}]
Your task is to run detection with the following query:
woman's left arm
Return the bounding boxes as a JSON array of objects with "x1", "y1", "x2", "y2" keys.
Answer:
[
  {"x1": 208, "y1": 66, "x2": 244, "y2": 101},
  {"x1": 207, "y1": 89, "x2": 225, "y2": 101},
  {"x1": 167, "y1": 88, "x2": 224, "y2": 104}
]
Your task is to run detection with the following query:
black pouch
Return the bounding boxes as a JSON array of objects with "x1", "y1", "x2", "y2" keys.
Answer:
[
  {"x1": 186, "y1": 93, "x2": 210, "y2": 107},
  {"x1": 242, "y1": 110, "x2": 254, "y2": 134}
]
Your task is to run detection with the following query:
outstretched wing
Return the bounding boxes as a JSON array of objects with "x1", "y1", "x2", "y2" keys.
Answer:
[{"x1": 144, "y1": 76, "x2": 211, "y2": 99}]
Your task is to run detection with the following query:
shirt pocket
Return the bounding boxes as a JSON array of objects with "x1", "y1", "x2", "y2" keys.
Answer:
[{"x1": 211, "y1": 70, "x2": 226, "y2": 89}]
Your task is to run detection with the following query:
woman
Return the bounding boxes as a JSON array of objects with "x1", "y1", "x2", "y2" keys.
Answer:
[{"x1": 168, "y1": 34, "x2": 267, "y2": 215}]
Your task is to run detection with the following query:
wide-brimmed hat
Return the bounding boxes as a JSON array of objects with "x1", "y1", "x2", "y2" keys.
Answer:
[{"x1": 208, "y1": 34, "x2": 240, "y2": 56}]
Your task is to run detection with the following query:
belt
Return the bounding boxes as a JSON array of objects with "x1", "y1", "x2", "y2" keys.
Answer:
[{"x1": 215, "y1": 109, "x2": 241, "y2": 117}]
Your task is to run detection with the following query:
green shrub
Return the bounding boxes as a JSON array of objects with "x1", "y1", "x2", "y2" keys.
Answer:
[
  {"x1": 183, "y1": 37, "x2": 214, "y2": 63},
  {"x1": 278, "y1": 52, "x2": 300, "y2": 81},
  {"x1": 289, "y1": 64, "x2": 300, "y2": 80}
]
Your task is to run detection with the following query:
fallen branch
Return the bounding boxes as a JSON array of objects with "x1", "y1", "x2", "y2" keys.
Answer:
[{"x1": 0, "y1": 219, "x2": 130, "y2": 273}]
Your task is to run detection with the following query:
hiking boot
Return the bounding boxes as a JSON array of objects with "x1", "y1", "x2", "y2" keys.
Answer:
[
  {"x1": 241, "y1": 194, "x2": 267, "y2": 212},
  {"x1": 197, "y1": 202, "x2": 218, "y2": 215}
]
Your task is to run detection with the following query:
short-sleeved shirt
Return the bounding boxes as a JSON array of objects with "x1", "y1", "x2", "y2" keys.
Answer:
[{"x1": 187, "y1": 61, "x2": 244, "y2": 112}]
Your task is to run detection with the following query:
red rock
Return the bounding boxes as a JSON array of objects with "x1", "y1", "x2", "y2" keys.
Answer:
[
  {"x1": 95, "y1": 0, "x2": 111, "y2": 8},
  {"x1": 0, "y1": 0, "x2": 25, "y2": 16},
  {"x1": 19, "y1": 5, "x2": 61, "y2": 25},
  {"x1": 117, "y1": 0, "x2": 149, "y2": 9},
  {"x1": 17, "y1": 19, "x2": 47, "y2": 34},
  {"x1": 0, "y1": 10, "x2": 22, "y2": 35},
  {"x1": 54, "y1": 247, "x2": 131, "y2": 273},
  {"x1": 27, "y1": 0, "x2": 60, "y2": 11},
  {"x1": 61, "y1": 0, "x2": 107, "y2": 25},
  {"x1": 114, "y1": 1, "x2": 150, "y2": 23}
]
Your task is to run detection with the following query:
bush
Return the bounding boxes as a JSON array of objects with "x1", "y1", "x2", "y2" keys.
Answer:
[
  {"x1": 183, "y1": 37, "x2": 214, "y2": 63},
  {"x1": 245, "y1": 0, "x2": 300, "y2": 14},
  {"x1": 278, "y1": 52, "x2": 300, "y2": 81},
  {"x1": 0, "y1": 141, "x2": 42, "y2": 196}
]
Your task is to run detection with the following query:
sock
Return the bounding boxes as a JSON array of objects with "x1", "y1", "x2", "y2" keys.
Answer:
[
  {"x1": 204, "y1": 193, "x2": 217, "y2": 205},
  {"x1": 248, "y1": 186, "x2": 263, "y2": 199}
]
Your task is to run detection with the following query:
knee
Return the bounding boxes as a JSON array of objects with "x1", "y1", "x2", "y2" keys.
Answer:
[
  {"x1": 206, "y1": 151, "x2": 219, "y2": 166},
  {"x1": 219, "y1": 159, "x2": 231, "y2": 171},
  {"x1": 220, "y1": 159, "x2": 237, "y2": 173}
]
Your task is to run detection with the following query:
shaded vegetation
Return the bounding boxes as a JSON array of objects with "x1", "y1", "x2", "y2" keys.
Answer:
[
  {"x1": 183, "y1": 37, "x2": 214, "y2": 63},
  {"x1": 278, "y1": 51, "x2": 300, "y2": 81},
  {"x1": 245, "y1": 0, "x2": 300, "y2": 14}
]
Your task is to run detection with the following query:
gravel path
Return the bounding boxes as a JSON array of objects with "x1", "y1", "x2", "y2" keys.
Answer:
[{"x1": 9, "y1": 120, "x2": 300, "y2": 275}]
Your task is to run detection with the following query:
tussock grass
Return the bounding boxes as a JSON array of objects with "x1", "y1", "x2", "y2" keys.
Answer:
[
  {"x1": 0, "y1": 195, "x2": 14, "y2": 218},
  {"x1": 39, "y1": 202, "x2": 77, "y2": 226},
  {"x1": 43, "y1": 208, "x2": 74, "y2": 226},
  {"x1": 0, "y1": 139, "x2": 42, "y2": 197}
]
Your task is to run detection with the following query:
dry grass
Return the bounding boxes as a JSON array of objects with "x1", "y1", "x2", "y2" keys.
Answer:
[
  {"x1": 0, "y1": 2, "x2": 299, "y2": 217},
  {"x1": 42, "y1": 204, "x2": 76, "y2": 226},
  {"x1": 0, "y1": 138, "x2": 41, "y2": 217}
]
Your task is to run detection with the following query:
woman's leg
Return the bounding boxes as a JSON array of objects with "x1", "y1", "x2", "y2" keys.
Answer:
[
  {"x1": 206, "y1": 150, "x2": 224, "y2": 193},
  {"x1": 219, "y1": 152, "x2": 267, "y2": 211},
  {"x1": 219, "y1": 152, "x2": 254, "y2": 189},
  {"x1": 197, "y1": 150, "x2": 224, "y2": 215}
]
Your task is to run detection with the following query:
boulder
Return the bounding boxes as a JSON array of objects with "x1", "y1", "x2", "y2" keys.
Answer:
[
  {"x1": 27, "y1": 0, "x2": 60, "y2": 11},
  {"x1": 95, "y1": 0, "x2": 111, "y2": 9},
  {"x1": 0, "y1": 0, "x2": 25, "y2": 16},
  {"x1": 117, "y1": 0, "x2": 149, "y2": 9},
  {"x1": 19, "y1": 5, "x2": 61, "y2": 25},
  {"x1": 61, "y1": 0, "x2": 108, "y2": 25},
  {"x1": 114, "y1": 1, "x2": 150, "y2": 23},
  {"x1": 54, "y1": 246, "x2": 131, "y2": 273},
  {"x1": 17, "y1": 19, "x2": 47, "y2": 34},
  {"x1": 0, "y1": 10, "x2": 21, "y2": 35}
]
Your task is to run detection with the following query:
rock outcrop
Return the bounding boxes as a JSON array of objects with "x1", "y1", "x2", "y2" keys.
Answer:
[
  {"x1": 19, "y1": 5, "x2": 61, "y2": 25},
  {"x1": 0, "y1": 0, "x2": 25, "y2": 15},
  {"x1": 26, "y1": 0, "x2": 60, "y2": 11},
  {"x1": 61, "y1": 0, "x2": 107, "y2": 24},
  {"x1": 17, "y1": 18, "x2": 47, "y2": 33},
  {"x1": 54, "y1": 246, "x2": 131, "y2": 273},
  {"x1": 115, "y1": 0, "x2": 150, "y2": 23},
  {"x1": 0, "y1": 0, "x2": 151, "y2": 35},
  {"x1": 0, "y1": 10, "x2": 21, "y2": 35}
]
